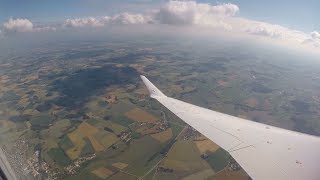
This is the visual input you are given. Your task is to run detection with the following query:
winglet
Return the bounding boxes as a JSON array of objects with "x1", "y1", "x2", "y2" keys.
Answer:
[{"x1": 140, "y1": 75, "x2": 166, "y2": 98}]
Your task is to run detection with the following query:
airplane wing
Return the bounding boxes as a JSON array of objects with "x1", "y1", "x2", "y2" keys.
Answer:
[{"x1": 141, "y1": 75, "x2": 320, "y2": 180}]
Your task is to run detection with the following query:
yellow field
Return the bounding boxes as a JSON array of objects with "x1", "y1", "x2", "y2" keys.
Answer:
[
  {"x1": 88, "y1": 136, "x2": 104, "y2": 152},
  {"x1": 129, "y1": 64, "x2": 145, "y2": 72},
  {"x1": 42, "y1": 138, "x2": 59, "y2": 150},
  {"x1": 96, "y1": 131, "x2": 119, "y2": 149},
  {"x1": 162, "y1": 140, "x2": 210, "y2": 171},
  {"x1": 66, "y1": 130, "x2": 85, "y2": 160},
  {"x1": 66, "y1": 122, "x2": 108, "y2": 160},
  {"x1": 18, "y1": 95, "x2": 29, "y2": 107},
  {"x1": 125, "y1": 108, "x2": 158, "y2": 123},
  {"x1": 28, "y1": 85, "x2": 47, "y2": 99},
  {"x1": 151, "y1": 128, "x2": 173, "y2": 143},
  {"x1": 23, "y1": 109, "x2": 40, "y2": 116},
  {"x1": 212, "y1": 169, "x2": 249, "y2": 180},
  {"x1": 78, "y1": 122, "x2": 105, "y2": 152},
  {"x1": 92, "y1": 167, "x2": 114, "y2": 179},
  {"x1": 102, "y1": 121, "x2": 127, "y2": 135},
  {"x1": 194, "y1": 139, "x2": 220, "y2": 154},
  {"x1": 112, "y1": 162, "x2": 128, "y2": 170}
]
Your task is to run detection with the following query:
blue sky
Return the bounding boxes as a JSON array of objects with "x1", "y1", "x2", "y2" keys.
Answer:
[{"x1": 0, "y1": 0, "x2": 318, "y2": 32}]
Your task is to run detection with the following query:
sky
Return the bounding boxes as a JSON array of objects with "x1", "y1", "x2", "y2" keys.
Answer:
[
  {"x1": 0, "y1": 0, "x2": 319, "y2": 53},
  {"x1": 0, "y1": 0, "x2": 319, "y2": 31}
]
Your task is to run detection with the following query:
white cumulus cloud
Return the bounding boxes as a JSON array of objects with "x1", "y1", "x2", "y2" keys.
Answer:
[
  {"x1": 155, "y1": 1, "x2": 238, "y2": 29},
  {"x1": 1, "y1": 1, "x2": 319, "y2": 51},
  {"x1": 246, "y1": 23, "x2": 284, "y2": 38},
  {"x1": 64, "y1": 17, "x2": 105, "y2": 28},
  {"x1": 311, "y1": 31, "x2": 320, "y2": 39},
  {"x1": 3, "y1": 18, "x2": 34, "y2": 33},
  {"x1": 3, "y1": 18, "x2": 55, "y2": 33},
  {"x1": 303, "y1": 31, "x2": 320, "y2": 47},
  {"x1": 110, "y1": 13, "x2": 153, "y2": 25},
  {"x1": 64, "y1": 13, "x2": 152, "y2": 28}
]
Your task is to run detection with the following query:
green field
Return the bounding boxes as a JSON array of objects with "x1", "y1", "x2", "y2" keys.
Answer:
[
  {"x1": 47, "y1": 148, "x2": 71, "y2": 166},
  {"x1": 206, "y1": 148, "x2": 229, "y2": 172}
]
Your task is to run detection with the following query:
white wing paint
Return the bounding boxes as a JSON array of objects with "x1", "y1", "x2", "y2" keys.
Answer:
[{"x1": 141, "y1": 75, "x2": 320, "y2": 180}]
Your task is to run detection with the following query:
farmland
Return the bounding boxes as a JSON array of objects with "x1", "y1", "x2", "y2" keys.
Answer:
[{"x1": 1, "y1": 31, "x2": 319, "y2": 180}]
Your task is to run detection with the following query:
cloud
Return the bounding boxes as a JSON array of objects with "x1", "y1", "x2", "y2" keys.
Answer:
[
  {"x1": 303, "y1": 31, "x2": 320, "y2": 47},
  {"x1": 64, "y1": 17, "x2": 105, "y2": 28},
  {"x1": 1, "y1": 1, "x2": 319, "y2": 51},
  {"x1": 3, "y1": 18, "x2": 34, "y2": 33},
  {"x1": 110, "y1": 13, "x2": 153, "y2": 25},
  {"x1": 155, "y1": 1, "x2": 238, "y2": 29},
  {"x1": 3, "y1": 18, "x2": 55, "y2": 33},
  {"x1": 243, "y1": 20, "x2": 308, "y2": 42},
  {"x1": 311, "y1": 31, "x2": 320, "y2": 39},
  {"x1": 64, "y1": 13, "x2": 152, "y2": 28},
  {"x1": 245, "y1": 23, "x2": 284, "y2": 38},
  {"x1": 62, "y1": 1, "x2": 238, "y2": 30}
]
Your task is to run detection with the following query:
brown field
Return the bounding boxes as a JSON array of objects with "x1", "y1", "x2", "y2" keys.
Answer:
[
  {"x1": 129, "y1": 64, "x2": 146, "y2": 72},
  {"x1": 262, "y1": 99, "x2": 272, "y2": 110},
  {"x1": 125, "y1": 108, "x2": 158, "y2": 123},
  {"x1": 112, "y1": 162, "x2": 128, "y2": 170},
  {"x1": 211, "y1": 169, "x2": 249, "y2": 180},
  {"x1": 244, "y1": 97, "x2": 259, "y2": 108},
  {"x1": 134, "y1": 87, "x2": 148, "y2": 96},
  {"x1": 151, "y1": 128, "x2": 173, "y2": 143},
  {"x1": 78, "y1": 122, "x2": 98, "y2": 136},
  {"x1": 140, "y1": 124, "x2": 162, "y2": 135},
  {"x1": 105, "y1": 94, "x2": 117, "y2": 104},
  {"x1": 218, "y1": 80, "x2": 228, "y2": 87},
  {"x1": 0, "y1": 75, "x2": 9, "y2": 83},
  {"x1": 194, "y1": 139, "x2": 220, "y2": 154},
  {"x1": 183, "y1": 168, "x2": 215, "y2": 180},
  {"x1": 22, "y1": 74, "x2": 39, "y2": 83},
  {"x1": 170, "y1": 85, "x2": 184, "y2": 92},
  {"x1": 227, "y1": 74, "x2": 237, "y2": 80},
  {"x1": 92, "y1": 167, "x2": 114, "y2": 179}
]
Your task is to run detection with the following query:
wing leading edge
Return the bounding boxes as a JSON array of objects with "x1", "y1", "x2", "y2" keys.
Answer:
[{"x1": 140, "y1": 75, "x2": 320, "y2": 180}]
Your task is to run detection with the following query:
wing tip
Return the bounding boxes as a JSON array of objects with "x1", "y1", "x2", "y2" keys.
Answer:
[{"x1": 140, "y1": 75, "x2": 166, "y2": 98}]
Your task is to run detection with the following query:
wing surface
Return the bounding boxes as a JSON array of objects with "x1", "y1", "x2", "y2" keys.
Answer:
[{"x1": 141, "y1": 75, "x2": 320, "y2": 180}]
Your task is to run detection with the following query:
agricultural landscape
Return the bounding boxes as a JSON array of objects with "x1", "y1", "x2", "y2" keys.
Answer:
[{"x1": 0, "y1": 34, "x2": 320, "y2": 179}]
